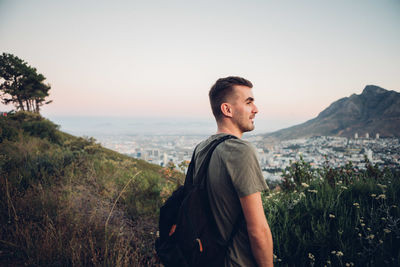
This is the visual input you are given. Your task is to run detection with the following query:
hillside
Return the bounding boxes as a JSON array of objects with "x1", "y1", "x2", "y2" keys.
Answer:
[
  {"x1": 0, "y1": 111, "x2": 183, "y2": 266},
  {"x1": 263, "y1": 85, "x2": 400, "y2": 142},
  {"x1": 1, "y1": 111, "x2": 399, "y2": 266}
]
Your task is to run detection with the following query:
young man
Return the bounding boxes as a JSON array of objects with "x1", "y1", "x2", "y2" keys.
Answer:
[{"x1": 192, "y1": 76, "x2": 273, "y2": 266}]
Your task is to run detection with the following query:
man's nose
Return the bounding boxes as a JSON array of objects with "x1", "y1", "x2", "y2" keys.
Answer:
[{"x1": 253, "y1": 104, "x2": 259, "y2": 114}]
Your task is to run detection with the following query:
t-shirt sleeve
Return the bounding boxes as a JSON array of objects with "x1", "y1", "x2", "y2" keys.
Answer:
[{"x1": 224, "y1": 140, "x2": 269, "y2": 198}]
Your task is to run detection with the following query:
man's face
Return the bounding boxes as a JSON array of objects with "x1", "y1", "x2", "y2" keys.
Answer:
[{"x1": 229, "y1": 85, "x2": 259, "y2": 133}]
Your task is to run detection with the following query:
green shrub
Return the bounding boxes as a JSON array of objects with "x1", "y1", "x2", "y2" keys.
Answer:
[
  {"x1": 0, "y1": 117, "x2": 19, "y2": 142},
  {"x1": 123, "y1": 170, "x2": 163, "y2": 219},
  {"x1": 281, "y1": 156, "x2": 319, "y2": 191},
  {"x1": 8, "y1": 110, "x2": 42, "y2": 122},
  {"x1": 2, "y1": 111, "x2": 62, "y2": 144},
  {"x1": 21, "y1": 119, "x2": 61, "y2": 144},
  {"x1": 264, "y1": 162, "x2": 400, "y2": 266}
]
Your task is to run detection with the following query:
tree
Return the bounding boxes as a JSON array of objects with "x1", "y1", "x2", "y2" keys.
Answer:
[{"x1": 0, "y1": 53, "x2": 52, "y2": 113}]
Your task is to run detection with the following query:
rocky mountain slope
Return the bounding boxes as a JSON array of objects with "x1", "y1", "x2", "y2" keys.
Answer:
[{"x1": 263, "y1": 85, "x2": 400, "y2": 142}]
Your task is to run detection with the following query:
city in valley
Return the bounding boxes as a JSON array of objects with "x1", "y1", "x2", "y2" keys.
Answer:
[{"x1": 95, "y1": 133, "x2": 400, "y2": 182}]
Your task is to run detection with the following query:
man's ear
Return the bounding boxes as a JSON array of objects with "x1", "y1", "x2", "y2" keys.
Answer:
[{"x1": 220, "y1": 103, "x2": 233, "y2": 118}]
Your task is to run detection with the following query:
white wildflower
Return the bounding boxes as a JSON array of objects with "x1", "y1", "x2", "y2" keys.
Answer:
[
  {"x1": 376, "y1": 194, "x2": 386, "y2": 200},
  {"x1": 308, "y1": 253, "x2": 315, "y2": 261},
  {"x1": 301, "y1": 182, "x2": 309, "y2": 188},
  {"x1": 336, "y1": 251, "x2": 344, "y2": 257}
]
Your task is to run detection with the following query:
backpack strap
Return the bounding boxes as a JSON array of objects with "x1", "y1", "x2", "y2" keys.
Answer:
[
  {"x1": 184, "y1": 134, "x2": 241, "y2": 246},
  {"x1": 184, "y1": 134, "x2": 236, "y2": 188},
  {"x1": 198, "y1": 134, "x2": 244, "y2": 248},
  {"x1": 196, "y1": 134, "x2": 237, "y2": 187},
  {"x1": 183, "y1": 145, "x2": 198, "y2": 188}
]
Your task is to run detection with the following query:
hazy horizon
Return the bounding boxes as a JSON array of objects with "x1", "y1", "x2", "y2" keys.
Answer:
[{"x1": 46, "y1": 115, "x2": 308, "y2": 137}]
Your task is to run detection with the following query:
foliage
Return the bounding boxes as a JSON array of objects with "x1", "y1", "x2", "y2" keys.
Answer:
[
  {"x1": 264, "y1": 158, "x2": 400, "y2": 266},
  {"x1": 0, "y1": 113, "x2": 167, "y2": 266},
  {"x1": 158, "y1": 161, "x2": 186, "y2": 203},
  {"x1": 0, "y1": 115, "x2": 19, "y2": 142},
  {"x1": 0, "y1": 53, "x2": 52, "y2": 113},
  {"x1": 1, "y1": 111, "x2": 61, "y2": 144},
  {"x1": 280, "y1": 155, "x2": 318, "y2": 191}
]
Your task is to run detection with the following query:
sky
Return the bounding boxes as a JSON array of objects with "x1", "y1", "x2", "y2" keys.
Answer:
[{"x1": 0, "y1": 0, "x2": 399, "y2": 133}]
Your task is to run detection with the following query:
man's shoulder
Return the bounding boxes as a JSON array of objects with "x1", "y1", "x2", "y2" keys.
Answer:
[
  {"x1": 219, "y1": 136, "x2": 256, "y2": 155},
  {"x1": 196, "y1": 133, "x2": 256, "y2": 159}
]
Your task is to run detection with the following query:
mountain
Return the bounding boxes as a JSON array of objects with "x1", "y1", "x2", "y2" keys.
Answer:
[{"x1": 263, "y1": 85, "x2": 400, "y2": 142}]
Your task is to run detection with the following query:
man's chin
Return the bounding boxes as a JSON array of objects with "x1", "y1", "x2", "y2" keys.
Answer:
[
  {"x1": 250, "y1": 121, "x2": 255, "y2": 131},
  {"x1": 242, "y1": 125, "x2": 255, "y2": 133}
]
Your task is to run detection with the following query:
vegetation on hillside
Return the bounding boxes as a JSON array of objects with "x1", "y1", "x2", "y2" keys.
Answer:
[
  {"x1": 0, "y1": 111, "x2": 181, "y2": 266},
  {"x1": 264, "y1": 157, "x2": 400, "y2": 266}
]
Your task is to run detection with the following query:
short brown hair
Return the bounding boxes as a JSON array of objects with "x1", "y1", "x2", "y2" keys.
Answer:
[{"x1": 209, "y1": 76, "x2": 253, "y2": 120}]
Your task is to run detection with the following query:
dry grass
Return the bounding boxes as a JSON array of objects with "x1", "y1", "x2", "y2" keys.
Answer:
[
  {"x1": 1, "y1": 175, "x2": 163, "y2": 266},
  {"x1": 0, "y1": 114, "x2": 166, "y2": 266}
]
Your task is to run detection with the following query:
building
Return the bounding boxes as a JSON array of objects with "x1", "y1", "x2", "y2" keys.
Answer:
[{"x1": 367, "y1": 149, "x2": 373, "y2": 162}]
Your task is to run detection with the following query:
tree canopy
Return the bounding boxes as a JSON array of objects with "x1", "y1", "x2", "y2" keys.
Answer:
[{"x1": 0, "y1": 53, "x2": 52, "y2": 113}]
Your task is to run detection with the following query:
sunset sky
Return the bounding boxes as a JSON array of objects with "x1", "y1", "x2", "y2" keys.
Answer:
[{"x1": 1, "y1": 0, "x2": 399, "y2": 132}]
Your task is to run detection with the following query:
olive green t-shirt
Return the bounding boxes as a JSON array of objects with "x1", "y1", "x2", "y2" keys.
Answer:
[{"x1": 193, "y1": 133, "x2": 268, "y2": 267}]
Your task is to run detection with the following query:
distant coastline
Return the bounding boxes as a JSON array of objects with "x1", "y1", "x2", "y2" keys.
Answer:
[
  {"x1": 47, "y1": 116, "x2": 217, "y2": 137},
  {"x1": 46, "y1": 116, "x2": 301, "y2": 137}
]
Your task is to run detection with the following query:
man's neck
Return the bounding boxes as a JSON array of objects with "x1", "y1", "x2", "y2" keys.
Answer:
[{"x1": 216, "y1": 124, "x2": 242, "y2": 139}]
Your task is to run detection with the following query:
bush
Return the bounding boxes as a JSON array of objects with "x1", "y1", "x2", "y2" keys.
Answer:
[
  {"x1": 264, "y1": 161, "x2": 400, "y2": 266},
  {"x1": 0, "y1": 116, "x2": 19, "y2": 142},
  {"x1": 123, "y1": 171, "x2": 163, "y2": 219},
  {"x1": 1, "y1": 111, "x2": 61, "y2": 144},
  {"x1": 22, "y1": 119, "x2": 61, "y2": 144}
]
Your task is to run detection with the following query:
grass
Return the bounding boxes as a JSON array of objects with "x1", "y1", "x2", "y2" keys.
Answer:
[{"x1": 0, "y1": 111, "x2": 173, "y2": 266}]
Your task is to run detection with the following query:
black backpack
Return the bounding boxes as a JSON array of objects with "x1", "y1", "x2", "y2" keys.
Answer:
[{"x1": 155, "y1": 134, "x2": 241, "y2": 267}]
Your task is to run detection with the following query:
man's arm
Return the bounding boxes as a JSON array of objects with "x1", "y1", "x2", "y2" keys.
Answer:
[{"x1": 240, "y1": 192, "x2": 273, "y2": 267}]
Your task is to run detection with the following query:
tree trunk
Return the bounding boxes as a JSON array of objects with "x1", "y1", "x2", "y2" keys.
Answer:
[
  {"x1": 30, "y1": 99, "x2": 34, "y2": 112},
  {"x1": 34, "y1": 98, "x2": 40, "y2": 113},
  {"x1": 26, "y1": 99, "x2": 31, "y2": 112},
  {"x1": 14, "y1": 76, "x2": 25, "y2": 111},
  {"x1": 17, "y1": 96, "x2": 25, "y2": 111}
]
